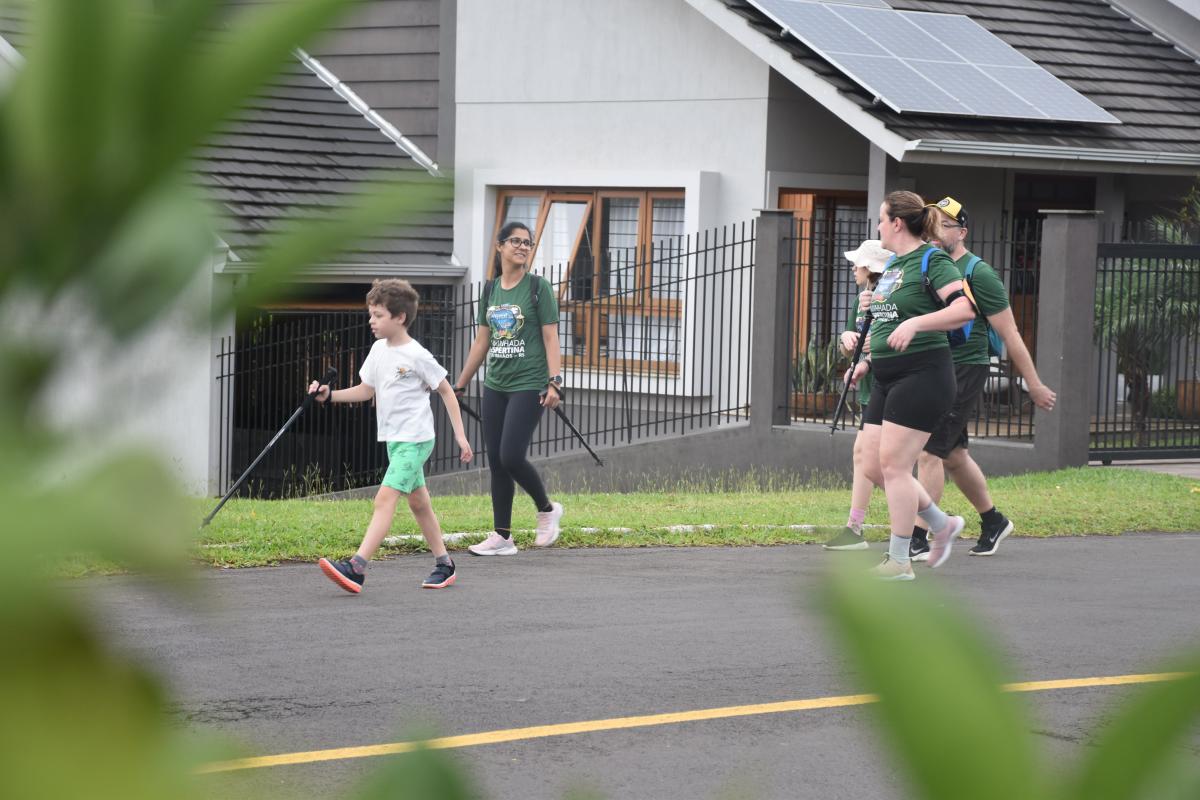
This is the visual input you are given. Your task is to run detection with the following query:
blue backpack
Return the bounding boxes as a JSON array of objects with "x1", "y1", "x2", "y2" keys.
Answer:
[
  {"x1": 963, "y1": 255, "x2": 1006, "y2": 359},
  {"x1": 917, "y1": 248, "x2": 974, "y2": 348}
]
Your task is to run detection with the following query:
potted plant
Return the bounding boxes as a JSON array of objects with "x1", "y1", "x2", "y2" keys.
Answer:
[{"x1": 792, "y1": 332, "x2": 849, "y2": 416}]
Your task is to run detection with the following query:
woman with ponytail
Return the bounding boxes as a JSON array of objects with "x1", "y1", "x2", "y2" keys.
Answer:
[
  {"x1": 843, "y1": 191, "x2": 976, "y2": 580},
  {"x1": 454, "y1": 222, "x2": 565, "y2": 556}
]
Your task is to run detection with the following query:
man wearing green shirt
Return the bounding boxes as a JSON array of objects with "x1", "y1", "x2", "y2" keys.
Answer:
[{"x1": 911, "y1": 198, "x2": 1057, "y2": 560}]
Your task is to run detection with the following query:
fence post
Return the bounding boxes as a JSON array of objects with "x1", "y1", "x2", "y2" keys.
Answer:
[
  {"x1": 751, "y1": 209, "x2": 793, "y2": 431},
  {"x1": 1034, "y1": 209, "x2": 1100, "y2": 468}
]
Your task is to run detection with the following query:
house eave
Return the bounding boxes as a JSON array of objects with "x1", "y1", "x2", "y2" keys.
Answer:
[
  {"x1": 904, "y1": 138, "x2": 1200, "y2": 170},
  {"x1": 215, "y1": 260, "x2": 465, "y2": 281}
]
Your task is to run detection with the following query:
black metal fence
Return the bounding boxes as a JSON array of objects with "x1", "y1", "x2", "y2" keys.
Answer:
[
  {"x1": 1092, "y1": 222, "x2": 1200, "y2": 460},
  {"x1": 784, "y1": 215, "x2": 1042, "y2": 439},
  {"x1": 428, "y1": 220, "x2": 755, "y2": 475},
  {"x1": 215, "y1": 222, "x2": 754, "y2": 497},
  {"x1": 214, "y1": 287, "x2": 455, "y2": 498}
]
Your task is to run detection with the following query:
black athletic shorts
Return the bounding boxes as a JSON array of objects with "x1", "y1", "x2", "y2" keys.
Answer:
[
  {"x1": 862, "y1": 348, "x2": 956, "y2": 433},
  {"x1": 923, "y1": 363, "x2": 990, "y2": 458}
]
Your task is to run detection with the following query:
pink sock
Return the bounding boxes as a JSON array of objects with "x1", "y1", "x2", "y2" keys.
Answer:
[{"x1": 847, "y1": 508, "x2": 867, "y2": 534}]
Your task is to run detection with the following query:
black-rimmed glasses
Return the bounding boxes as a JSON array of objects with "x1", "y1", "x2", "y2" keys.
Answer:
[{"x1": 503, "y1": 237, "x2": 535, "y2": 249}]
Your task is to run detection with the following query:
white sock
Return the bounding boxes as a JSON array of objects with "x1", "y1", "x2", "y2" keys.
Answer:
[
  {"x1": 917, "y1": 502, "x2": 949, "y2": 534},
  {"x1": 888, "y1": 535, "x2": 912, "y2": 564}
]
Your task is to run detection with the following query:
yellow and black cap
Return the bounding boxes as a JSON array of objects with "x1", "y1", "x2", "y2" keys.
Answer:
[{"x1": 927, "y1": 196, "x2": 968, "y2": 227}]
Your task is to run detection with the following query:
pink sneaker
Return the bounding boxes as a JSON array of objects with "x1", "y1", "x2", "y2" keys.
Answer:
[
  {"x1": 468, "y1": 531, "x2": 518, "y2": 556},
  {"x1": 534, "y1": 502, "x2": 564, "y2": 547},
  {"x1": 928, "y1": 516, "x2": 965, "y2": 569}
]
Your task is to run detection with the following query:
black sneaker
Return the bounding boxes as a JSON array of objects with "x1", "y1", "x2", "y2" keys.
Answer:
[
  {"x1": 909, "y1": 529, "x2": 931, "y2": 562},
  {"x1": 970, "y1": 516, "x2": 1014, "y2": 556},
  {"x1": 823, "y1": 526, "x2": 868, "y2": 551},
  {"x1": 422, "y1": 560, "x2": 457, "y2": 589},
  {"x1": 319, "y1": 557, "x2": 364, "y2": 594}
]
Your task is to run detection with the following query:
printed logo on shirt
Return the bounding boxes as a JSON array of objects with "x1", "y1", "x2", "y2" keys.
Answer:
[
  {"x1": 486, "y1": 304, "x2": 525, "y2": 340},
  {"x1": 873, "y1": 268, "x2": 903, "y2": 302},
  {"x1": 870, "y1": 267, "x2": 904, "y2": 323},
  {"x1": 392, "y1": 365, "x2": 418, "y2": 382}
]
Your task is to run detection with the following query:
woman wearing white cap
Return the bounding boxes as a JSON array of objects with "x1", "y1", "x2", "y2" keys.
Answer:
[{"x1": 824, "y1": 239, "x2": 892, "y2": 551}]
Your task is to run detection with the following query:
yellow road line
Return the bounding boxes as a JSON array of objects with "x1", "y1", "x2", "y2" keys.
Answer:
[{"x1": 197, "y1": 671, "x2": 1189, "y2": 775}]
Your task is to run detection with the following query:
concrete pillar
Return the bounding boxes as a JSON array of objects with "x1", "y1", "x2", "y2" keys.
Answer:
[
  {"x1": 1034, "y1": 210, "x2": 1100, "y2": 468},
  {"x1": 866, "y1": 144, "x2": 897, "y2": 223},
  {"x1": 751, "y1": 209, "x2": 794, "y2": 431}
]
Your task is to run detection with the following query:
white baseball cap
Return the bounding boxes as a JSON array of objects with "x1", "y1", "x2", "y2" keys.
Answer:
[{"x1": 844, "y1": 239, "x2": 893, "y2": 273}]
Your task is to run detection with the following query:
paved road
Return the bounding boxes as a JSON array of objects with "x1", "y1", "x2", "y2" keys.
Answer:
[{"x1": 77, "y1": 534, "x2": 1200, "y2": 800}]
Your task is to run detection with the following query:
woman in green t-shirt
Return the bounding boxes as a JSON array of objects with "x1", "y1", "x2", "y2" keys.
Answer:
[
  {"x1": 454, "y1": 222, "x2": 565, "y2": 556},
  {"x1": 844, "y1": 191, "x2": 976, "y2": 581}
]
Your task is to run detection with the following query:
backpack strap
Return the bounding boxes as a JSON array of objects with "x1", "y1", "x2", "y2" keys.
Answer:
[
  {"x1": 920, "y1": 247, "x2": 941, "y2": 306},
  {"x1": 963, "y1": 254, "x2": 982, "y2": 278}
]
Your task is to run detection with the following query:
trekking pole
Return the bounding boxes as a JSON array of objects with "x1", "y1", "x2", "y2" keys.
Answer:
[
  {"x1": 830, "y1": 312, "x2": 872, "y2": 436},
  {"x1": 451, "y1": 386, "x2": 482, "y2": 424},
  {"x1": 541, "y1": 389, "x2": 604, "y2": 466},
  {"x1": 202, "y1": 366, "x2": 338, "y2": 527}
]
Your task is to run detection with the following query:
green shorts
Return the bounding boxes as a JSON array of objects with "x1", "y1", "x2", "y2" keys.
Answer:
[{"x1": 382, "y1": 439, "x2": 435, "y2": 493}]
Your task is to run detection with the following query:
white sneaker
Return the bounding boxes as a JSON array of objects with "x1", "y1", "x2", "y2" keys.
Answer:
[
  {"x1": 869, "y1": 555, "x2": 915, "y2": 582},
  {"x1": 534, "y1": 502, "x2": 564, "y2": 547},
  {"x1": 468, "y1": 531, "x2": 518, "y2": 556},
  {"x1": 928, "y1": 516, "x2": 965, "y2": 569}
]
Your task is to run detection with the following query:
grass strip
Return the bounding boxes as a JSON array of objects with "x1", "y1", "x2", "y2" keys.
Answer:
[{"x1": 187, "y1": 467, "x2": 1200, "y2": 568}]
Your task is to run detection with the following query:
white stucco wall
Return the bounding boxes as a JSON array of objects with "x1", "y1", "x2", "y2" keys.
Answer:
[
  {"x1": 36, "y1": 253, "x2": 234, "y2": 497},
  {"x1": 453, "y1": 0, "x2": 772, "y2": 277},
  {"x1": 764, "y1": 70, "x2": 870, "y2": 200}
]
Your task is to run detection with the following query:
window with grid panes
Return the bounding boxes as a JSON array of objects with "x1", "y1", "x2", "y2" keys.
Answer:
[{"x1": 494, "y1": 189, "x2": 685, "y2": 374}]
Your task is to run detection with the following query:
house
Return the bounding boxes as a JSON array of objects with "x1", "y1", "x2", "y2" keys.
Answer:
[
  {"x1": 8, "y1": 0, "x2": 1198, "y2": 495},
  {"x1": 0, "y1": 1, "x2": 456, "y2": 495},
  {"x1": 451, "y1": 0, "x2": 1200, "y2": 362}
]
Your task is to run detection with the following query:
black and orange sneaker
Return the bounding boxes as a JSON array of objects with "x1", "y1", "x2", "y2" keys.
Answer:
[
  {"x1": 319, "y1": 558, "x2": 364, "y2": 594},
  {"x1": 422, "y1": 561, "x2": 456, "y2": 589}
]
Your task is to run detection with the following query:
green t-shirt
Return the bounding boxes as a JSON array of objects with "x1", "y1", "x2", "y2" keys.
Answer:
[
  {"x1": 868, "y1": 244, "x2": 961, "y2": 360},
  {"x1": 844, "y1": 295, "x2": 873, "y2": 405},
  {"x1": 477, "y1": 272, "x2": 560, "y2": 392},
  {"x1": 953, "y1": 251, "x2": 1010, "y2": 366}
]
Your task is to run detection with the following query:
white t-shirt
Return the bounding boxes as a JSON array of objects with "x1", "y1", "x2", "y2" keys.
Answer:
[{"x1": 358, "y1": 339, "x2": 447, "y2": 442}]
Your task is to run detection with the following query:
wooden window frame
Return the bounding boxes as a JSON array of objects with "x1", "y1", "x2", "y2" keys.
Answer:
[
  {"x1": 779, "y1": 188, "x2": 868, "y2": 352},
  {"x1": 494, "y1": 187, "x2": 685, "y2": 376}
]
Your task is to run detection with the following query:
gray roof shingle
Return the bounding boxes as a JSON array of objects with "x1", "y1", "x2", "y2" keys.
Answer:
[
  {"x1": 0, "y1": 12, "x2": 454, "y2": 270},
  {"x1": 721, "y1": 0, "x2": 1200, "y2": 158}
]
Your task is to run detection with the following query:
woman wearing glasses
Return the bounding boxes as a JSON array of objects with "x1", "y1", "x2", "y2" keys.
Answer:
[
  {"x1": 455, "y1": 221, "x2": 565, "y2": 555},
  {"x1": 844, "y1": 191, "x2": 976, "y2": 580}
]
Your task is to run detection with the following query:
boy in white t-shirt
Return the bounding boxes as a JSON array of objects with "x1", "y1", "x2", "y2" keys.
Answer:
[{"x1": 309, "y1": 279, "x2": 473, "y2": 591}]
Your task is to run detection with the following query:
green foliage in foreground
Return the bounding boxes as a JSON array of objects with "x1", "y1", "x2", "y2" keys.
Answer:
[
  {"x1": 1, "y1": 1, "x2": 447, "y2": 797},
  {"x1": 188, "y1": 467, "x2": 1200, "y2": 568}
]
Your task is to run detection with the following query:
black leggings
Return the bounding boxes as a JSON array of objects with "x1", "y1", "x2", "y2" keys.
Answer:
[{"x1": 482, "y1": 387, "x2": 551, "y2": 532}]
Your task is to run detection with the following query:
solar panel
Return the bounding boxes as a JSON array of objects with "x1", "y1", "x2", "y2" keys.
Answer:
[
  {"x1": 899, "y1": 12, "x2": 1034, "y2": 68},
  {"x1": 831, "y1": 5, "x2": 962, "y2": 62},
  {"x1": 989, "y1": 65, "x2": 1122, "y2": 124},
  {"x1": 835, "y1": 54, "x2": 970, "y2": 115},
  {"x1": 760, "y1": 1, "x2": 890, "y2": 57},
  {"x1": 746, "y1": 0, "x2": 1120, "y2": 124},
  {"x1": 906, "y1": 60, "x2": 1041, "y2": 119}
]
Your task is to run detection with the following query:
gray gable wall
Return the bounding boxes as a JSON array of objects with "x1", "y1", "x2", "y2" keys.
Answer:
[
  {"x1": 237, "y1": 0, "x2": 450, "y2": 169},
  {"x1": 0, "y1": 4, "x2": 455, "y2": 271}
]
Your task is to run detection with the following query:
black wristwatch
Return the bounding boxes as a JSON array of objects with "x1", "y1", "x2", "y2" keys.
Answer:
[{"x1": 549, "y1": 374, "x2": 563, "y2": 387}]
